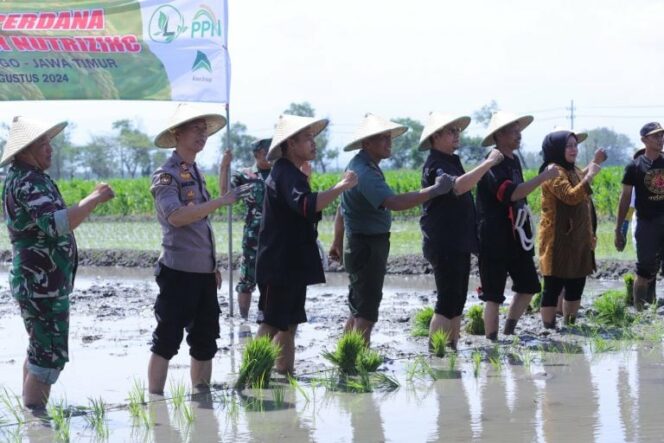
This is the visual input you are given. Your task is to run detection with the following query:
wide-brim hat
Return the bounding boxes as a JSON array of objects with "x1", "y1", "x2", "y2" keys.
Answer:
[
  {"x1": 251, "y1": 138, "x2": 272, "y2": 153},
  {"x1": 154, "y1": 103, "x2": 226, "y2": 148},
  {"x1": 343, "y1": 113, "x2": 408, "y2": 152},
  {"x1": 550, "y1": 126, "x2": 588, "y2": 144},
  {"x1": 481, "y1": 111, "x2": 534, "y2": 147},
  {"x1": 266, "y1": 114, "x2": 329, "y2": 161},
  {"x1": 0, "y1": 116, "x2": 67, "y2": 167},
  {"x1": 418, "y1": 113, "x2": 471, "y2": 151}
]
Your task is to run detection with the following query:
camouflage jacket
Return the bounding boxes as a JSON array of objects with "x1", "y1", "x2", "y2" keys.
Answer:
[
  {"x1": 231, "y1": 166, "x2": 270, "y2": 232},
  {"x1": 2, "y1": 161, "x2": 77, "y2": 299}
]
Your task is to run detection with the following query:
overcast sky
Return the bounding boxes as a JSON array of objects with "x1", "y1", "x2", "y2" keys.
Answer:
[{"x1": 1, "y1": 0, "x2": 664, "y2": 168}]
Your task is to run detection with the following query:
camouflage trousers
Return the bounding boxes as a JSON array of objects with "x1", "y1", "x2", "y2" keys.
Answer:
[
  {"x1": 236, "y1": 228, "x2": 259, "y2": 294},
  {"x1": 16, "y1": 294, "x2": 70, "y2": 370}
]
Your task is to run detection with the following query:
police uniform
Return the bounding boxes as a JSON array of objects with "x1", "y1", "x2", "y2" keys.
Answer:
[
  {"x1": 150, "y1": 151, "x2": 220, "y2": 361},
  {"x1": 3, "y1": 159, "x2": 77, "y2": 383}
]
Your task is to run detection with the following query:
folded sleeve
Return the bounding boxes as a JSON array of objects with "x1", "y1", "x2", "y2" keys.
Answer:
[
  {"x1": 150, "y1": 172, "x2": 181, "y2": 220},
  {"x1": 14, "y1": 176, "x2": 67, "y2": 238}
]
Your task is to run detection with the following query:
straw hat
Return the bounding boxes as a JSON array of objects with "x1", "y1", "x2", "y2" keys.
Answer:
[
  {"x1": 0, "y1": 116, "x2": 67, "y2": 167},
  {"x1": 481, "y1": 111, "x2": 534, "y2": 147},
  {"x1": 418, "y1": 113, "x2": 471, "y2": 151},
  {"x1": 266, "y1": 114, "x2": 329, "y2": 161},
  {"x1": 550, "y1": 126, "x2": 588, "y2": 144},
  {"x1": 154, "y1": 103, "x2": 226, "y2": 148},
  {"x1": 343, "y1": 113, "x2": 408, "y2": 152}
]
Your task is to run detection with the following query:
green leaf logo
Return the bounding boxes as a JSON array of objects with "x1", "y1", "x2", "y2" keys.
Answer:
[{"x1": 192, "y1": 51, "x2": 212, "y2": 73}]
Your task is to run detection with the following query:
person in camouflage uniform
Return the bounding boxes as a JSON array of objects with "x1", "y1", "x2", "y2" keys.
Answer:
[
  {"x1": 221, "y1": 138, "x2": 272, "y2": 319},
  {"x1": 1, "y1": 116, "x2": 114, "y2": 409}
]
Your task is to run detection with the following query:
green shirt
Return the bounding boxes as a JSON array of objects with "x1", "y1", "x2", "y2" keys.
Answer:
[
  {"x1": 341, "y1": 150, "x2": 394, "y2": 235},
  {"x1": 3, "y1": 160, "x2": 77, "y2": 299}
]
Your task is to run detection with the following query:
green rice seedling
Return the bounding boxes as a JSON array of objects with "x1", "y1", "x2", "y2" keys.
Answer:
[
  {"x1": 85, "y1": 396, "x2": 108, "y2": 440},
  {"x1": 373, "y1": 373, "x2": 400, "y2": 392},
  {"x1": 287, "y1": 375, "x2": 310, "y2": 404},
  {"x1": 521, "y1": 349, "x2": 534, "y2": 369},
  {"x1": 406, "y1": 356, "x2": 436, "y2": 382},
  {"x1": 322, "y1": 331, "x2": 366, "y2": 375},
  {"x1": 593, "y1": 290, "x2": 634, "y2": 327},
  {"x1": 47, "y1": 399, "x2": 71, "y2": 442},
  {"x1": 464, "y1": 305, "x2": 485, "y2": 335},
  {"x1": 529, "y1": 292, "x2": 542, "y2": 313},
  {"x1": 127, "y1": 379, "x2": 146, "y2": 420},
  {"x1": 227, "y1": 395, "x2": 239, "y2": 420},
  {"x1": 357, "y1": 349, "x2": 383, "y2": 372},
  {"x1": 448, "y1": 352, "x2": 457, "y2": 371},
  {"x1": 272, "y1": 385, "x2": 285, "y2": 408},
  {"x1": 169, "y1": 380, "x2": 187, "y2": 410},
  {"x1": 236, "y1": 336, "x2": 281, "y2": 389},
  {"x1": 0, "y1": 388, "x2": 24, "y2": 426},
  {"x1": 344, "y1": 370, "x2": 373, "y2": 393},
  {"x1": 624, "y1": 273, "x2": 635, "y2": 306},
  {"x1": 589, "y1": 336, "x2": 616, "y2": 354},
  {"x1": 430, "y1": 330, "x2": 450, "y2": 358},
  {"x1": 181, "y1": 403, "x2": 195, "y2": 425},
  {"x1": 411, "y1": 307, "x2": 434, "y2": 337},
  {"x1": 471, "y1": 350, "x2": 483, "y2": 378}
]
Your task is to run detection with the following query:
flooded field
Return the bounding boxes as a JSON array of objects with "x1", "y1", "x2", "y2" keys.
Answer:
[{"x1": 0, "y1": 267, "x2": 663, "y2": 442}]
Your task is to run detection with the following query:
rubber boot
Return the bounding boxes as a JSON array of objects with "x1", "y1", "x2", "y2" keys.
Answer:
[{"x1": 503, "y1": 319, "x2": 518, "y2": 335}]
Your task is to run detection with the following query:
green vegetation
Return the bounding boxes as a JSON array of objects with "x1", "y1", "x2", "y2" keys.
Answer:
[
  {"x1": 47, "y1": 399, "x2": 71, "y2": 442},
  {"x1": 464, "y1": 305, "x2": 485, "y2": 336},
  {"x1": 236, "y1": 336, "x2": 281, "y2": 389},
  {"x1": 592, "y1": 290, "x2": 635, "y2": 327},
  {"x1": 430, "y1": 330, "x2": 449, "y2": 358},
  {"x1": 323, "y1": 331, "x2": 384, "y2": 375},
  {"x1": 85, "y1": 397, "x2": 109, "y2": 440},
  {"x1": 529, "y1": 292, "x2": 542, "y2": 313},
  {"x1": 411, "y1": 307, "x2": 434, "y2": 337},
  {"x1": 624, "y1": 273, "x2": 635, "y2": 306}
]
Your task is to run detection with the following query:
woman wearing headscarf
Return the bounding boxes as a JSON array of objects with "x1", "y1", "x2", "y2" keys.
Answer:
[{"x1": 538, "y1": 129, "x2": 606, "y2": 328}]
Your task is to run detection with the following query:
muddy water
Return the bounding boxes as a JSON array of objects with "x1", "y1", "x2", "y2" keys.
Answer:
[{"x1": 0, "y1": 268, "x2": 663, "y2": 442}]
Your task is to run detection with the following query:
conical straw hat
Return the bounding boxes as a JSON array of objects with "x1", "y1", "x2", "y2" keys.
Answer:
[
  {"x1": 481, "y1": 111, "x2": 534, "y2": 147},
  {"x1": 154, "y1": 103, "x2": 226, "y2": 148},
  {"x1": 0, "y1": 116, "x2": 67, "y2": 167},
  {"x1": 266, "y1": 114, "x2": 329, "y2": 161},
  {"x1": 343, "y1": 113, "x2": 408, "y2": 152},
  {"x1": 418, "y1": 112, "x2": 471, "y2": 151}
]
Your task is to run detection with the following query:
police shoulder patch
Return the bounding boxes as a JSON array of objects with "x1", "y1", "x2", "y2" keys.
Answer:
[{"x1": 158, "y1": 173, "x2": 173, "y2": 185}]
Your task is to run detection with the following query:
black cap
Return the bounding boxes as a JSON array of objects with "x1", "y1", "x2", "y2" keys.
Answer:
[
  {"x1": 640, "y1": 122, "x2": 664, "y2": 137},
  {"x1": 251, "y1": 138, "x2": 272, "y2": 152}
]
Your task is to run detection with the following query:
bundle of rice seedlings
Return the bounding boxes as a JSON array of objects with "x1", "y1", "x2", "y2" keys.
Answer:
[
  {"x1": 322, "y1": 330, "x2": 366, "y2": 375},
  {"x1": 430, "y1": 330, "x2": 449, "y2": 358},
  {"x1": 411, "y1": 307, "x2": 434, "y2": 337},
  {"x1": 357, "y1": 349, "x2": 383, "y2": 372},
  {"x1": 464, "y1": 305, "x2": 485, "y2": 335},
  {"x1": 235, "y1": 337, "x2": 281, "y2": 389},
  {"x1": 593, "y1": 290, "x2": 634, "y2": 327}
]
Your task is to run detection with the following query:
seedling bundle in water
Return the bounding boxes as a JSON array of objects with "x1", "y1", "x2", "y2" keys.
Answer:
[
  {"x1": 593, "y1": 290, "x2": 635, "y2": 327},
  {"x1": 624, "y1": 273, "x2": 635, "y2": 306},
  {"x1": 322, "y1": 331, "x2": 383, "y2": 375},
  {"x1": 430, "y1": 330, "x2": 449, "y2": 358},
  {"x1": 236, "y1": 336, "x2": 281, "y2": 389},
  {"x1": 411, "y1": 307, "x2": 434, "y2": 337},
  {"x1": 465, "y1": 305, "x2": 485, "y2": 335}
]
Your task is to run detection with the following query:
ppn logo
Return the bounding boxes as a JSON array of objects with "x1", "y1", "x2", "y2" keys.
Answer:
[
  {"x1": 149, "y1": 5, "x2": 187, "y2": 43},
  {"x1": 191, "y1": 5, "x2": 222, "y2": 38}
]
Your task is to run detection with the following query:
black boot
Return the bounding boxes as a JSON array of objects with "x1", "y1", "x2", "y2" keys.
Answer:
[{"x1": 503, "y1": 319, "x2": 518, "y2": 335}]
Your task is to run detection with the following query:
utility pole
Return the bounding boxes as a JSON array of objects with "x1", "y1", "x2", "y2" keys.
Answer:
[{"x1": 567, "y1": 99, "x2": 575, "y2": 130}]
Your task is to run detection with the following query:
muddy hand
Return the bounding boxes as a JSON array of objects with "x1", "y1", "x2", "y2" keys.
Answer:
[
  {"x1": 329, "y1": 240, "x2": 342, "y2": 263},
  {"x1": 544, "y1": 164, "x2": 560, "y2": 180},
  {"x1": 593, "y1": 148, "x2": 608, "y2": 165},
  {"x1": 487, "y1": 149, "x2": 504, "y2": 165},
  {"x1": 338, "y1": 171, "x2": 358, "y2": 190},
  {"x1": 430, "y1": 174, "x2": 455, "y2": 197},
  {"x1": 93, "y1": 183, "x2": 115, "y2": 204},
  {"x1": 614, "y1": 231, "x2": 626, "y2": 252}
]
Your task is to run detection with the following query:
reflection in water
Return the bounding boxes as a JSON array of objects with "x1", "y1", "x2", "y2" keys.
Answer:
[
  {"x1": 636, "y1": 343, "x2": 664, "y2": 441},
  {"x1": 337, "y1": 391, "x2": 386, "y2": 442},
  {"x1": 431, "y1": 369, "x2": 472, "y2": 441},
  {"x1": 541, "y1": 352, "x2": 596, "y2": 442}
]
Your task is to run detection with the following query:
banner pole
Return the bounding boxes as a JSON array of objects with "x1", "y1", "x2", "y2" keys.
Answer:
[{"x1": 225, "y1": 102, "x2": 234, "y2": 318}]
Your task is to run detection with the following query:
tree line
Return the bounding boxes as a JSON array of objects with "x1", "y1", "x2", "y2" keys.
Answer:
[{"x1": 0, "y1": 101, "x2": 637, "y2": 179}]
